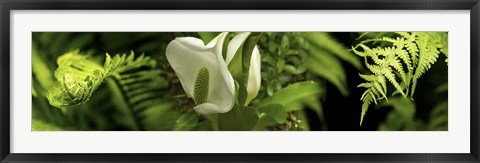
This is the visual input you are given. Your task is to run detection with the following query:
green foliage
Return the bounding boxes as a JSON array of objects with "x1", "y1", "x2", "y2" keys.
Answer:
[
  {"x1": 254, "y1": 104, "x2": 287, "y2": 130},
  {"x1": 46, "y1": 50, "x2": 157, "y2": 109},
  {"x1": 104, "y1": 51, "x2": 156, "y2": 76},
  {"x1": 253, "y1": 81, "x2": 321, "y2": 130},
  {"x1": 428, "y1": 101, "x2": 448, "y2": 131},
  {"x1": 218, "y1": 106, "x2": 259, "y2": 131},
  {"x1": 256, "y1": 81, "x2": 323, "y2": 110},
  {"x1": 378, "y1": 91, "x2": 447, "y2": 131},
  {"x1": 32, "y1": 44, "x2": 54, "y2": 95},
  {"x1": 377, "y1": 97, "x2": 426, "y2": 131},
  {"x1": 32, "y1": 119, "x2": 63, "y2": 131},
  {"x1": 173, "y1": 111, "x2": 200, "y2": 131},
  {"x1": 47, "y1": 50, "x2": 105, "y2": 108},
  {"x1": 198, "y1": 32, "x2": 220, "y2": 44},
  {"x1": 44, "y1": 48, "x2": 190, "y2": 131},
  {"x1": 428, "y1": 82, "x2": 448, "y2": 131},
  {"x1": 227, "y1": 32, "x2": 263, "y2": 105},
  {"x1": 32, "y1": 32, "x2": 447, "y2": 131},
  {"x1": 303, "y1": 32, "x2": 362, "y2": 96},
  {"x1": 103, "y1": 52, "x2": 180, "y2": 130},
  {"x1": 256, "y1": 32, "x2": 359, "y2": 130},
  {"x1": 352, "y1": 32, "x2": 448, "y2": 125},
  {"x1": 256, "y1": 32, "x2": 309, "y2": 98}
]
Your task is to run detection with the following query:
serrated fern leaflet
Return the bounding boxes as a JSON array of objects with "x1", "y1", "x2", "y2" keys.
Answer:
[{"x1": 352, "y1": 32, "x2": 448, "y2": 125}]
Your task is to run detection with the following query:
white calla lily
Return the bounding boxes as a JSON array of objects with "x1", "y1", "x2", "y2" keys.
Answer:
[
  {"x1": 166, "y1": 32, "x2": 236, "y2": 114},
  {"x1": 226, "y1": 32, "x2": 262, "y2": 106}
]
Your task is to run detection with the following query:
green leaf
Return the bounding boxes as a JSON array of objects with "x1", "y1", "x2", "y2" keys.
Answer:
[
  {"x1": 32, "y1": 44, "x2": 54, "y2": 96},
  {"x1": 193, "y1": 120, "x2": 213, "y2": 131},
  {"x1": 256, "y1": 81, "x2": 323, "y2": 109},
  {"x1": 284, "y1": 64, "x2": 306, "y2": 75},
  {"x1": 259, "y1": 104, "x2": 287, "y2": 124},
  {"x1": 388, "y1": 97, "x2": 415, "y2": 119},
  {"x1": 302, "y1": 95, "x2": 328, "y2": 130},
  {"x1": 173, "y1": 112, "x2": 199, "y2": 131},
  {"x1": 106, "y1": 78, "x2": 141, "y2": 130},
  {"x1": 303, "y1": 32, "x2": 362, "y2": 69},
  {"x1": 32, "y1": 119, "x2": 63, "y2": 131},
  {"x1": 306, "y1": 46, "x2": 349, "y2": 96},
  {"x1": 228, "y1": 32, "x2": 263, "y2": 105},
  {"x1": 140, "y1": 101, "x2": 179, "y2": 131},
  {"x1": 280, "y1": 35, "x2": 290, "y2": 53},
  {"x1": 428, "y1": 101, "x2": 448, "y2": 131},
  {"x1": 253, "y1": 104, "x2": 288, "y2": 130},
  {"x1": 228, "y1": 42, "x2": 243, "y2": 79},
  {"x1": 218, "y1": 105, "x2": 259, "y2": 131},
  {"x1": 198, "y1": 32, "x2": 220, "y2": 44}
]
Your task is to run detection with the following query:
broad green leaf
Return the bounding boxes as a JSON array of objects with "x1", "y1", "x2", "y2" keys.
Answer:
[
  {"x1": 301, "y1": 95, "x2": 328, "y2": 130},
  {"x1": 259, "y1": 104, "x2": 287, "y2": 123},
  {"x1": 228, "y1": 32, "x2": 263, "y2": 105},
  {"x1": 173, "y1": 112, "x2": 199, "y2": 131},
  {"x1": 256, "y1": 81, "x2": 323, "y2": 109},
  {"x1": 198, "y1": 32, "x2": 220, "y2": 44},
  {"x1": 218, "y1": 105, "x2": 259, "y2": 131},
  {"x1": 306, "y1": 46, "x2": 349, "y2": 96},
  {"x1": 140, "y1": 101, "x2": 179, "y2": 131},
  {"x1": 222, "y1": 33, "x2": 233, "y2": 60},
  {"x1": 253, "y1": 104, "x2": 287, "y2": 130},
  {"x1": 241, "y1": 32, "x2": 262, "y2": 85},
  {"x1": 228, "y1": 42, "x2": 243, "y2": 80}
]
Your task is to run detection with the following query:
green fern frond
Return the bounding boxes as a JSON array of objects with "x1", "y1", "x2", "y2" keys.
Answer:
[
  {"x1": 47, "y1": 50, "x2": 157, "y2": 109},
  {"x1": 353, "y1": 32, "x2": 447, "y2": 125},
  {"x1": 410, "y1": 32, "x2": 442, "y2": 97},
  {"x1": 47, "y1": 51, "x2": 105, "y2": 108},
  {"x1": 105, "y1": 57, "x2": 174, "y2": 130},
  {"x1": 359, "y1": 92, "x2": 374, "y2": 125},
  {"x1": 104, "y1": 51, "x2": 156, "y2": 76},
  {"x1": 46, "y1": 50, "x2": 174, "y2": 130},
  {"x1": 103, "y1": 51, "x2": 178, "y2": 130},
  {"x1": 435, "y1": 33, "x2": 448, "y2": 62},
  {"x1": 106, "y1": 69, "x2": 170, "y2": 130}
]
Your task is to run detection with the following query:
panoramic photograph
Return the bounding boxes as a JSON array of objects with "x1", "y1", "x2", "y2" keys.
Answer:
[{"x1": 31, "y1": 32, "x2": 448, "y2": 131}]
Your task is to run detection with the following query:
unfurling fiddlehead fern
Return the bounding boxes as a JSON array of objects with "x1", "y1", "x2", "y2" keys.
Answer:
[
  {"x1": 352, "y1": 32, "x2": 448, "y2": 125},
  {"x1": 47, "y1": 50, "x2": 156, "y2": 109},
  {"x1": 47, "y1": 50, "x2": 105, "y2": 108}
]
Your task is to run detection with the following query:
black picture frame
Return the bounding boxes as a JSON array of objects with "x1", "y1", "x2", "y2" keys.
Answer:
[{"x1": 1, "y1": 0, "x2": 479, "y2": 162}]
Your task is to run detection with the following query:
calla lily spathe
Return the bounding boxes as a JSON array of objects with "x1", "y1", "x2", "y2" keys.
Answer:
[
  {"x1": 166, "y1": 32, "x2": 236, "y2": 114},
  {"x1": 226, "y1": 32, "x2": 261, "y2": 106}
]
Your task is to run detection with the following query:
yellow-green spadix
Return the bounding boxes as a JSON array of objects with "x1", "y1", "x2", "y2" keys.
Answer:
[{"x1": 166, "y1": 32, "x2": 236, "y2": 114}]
